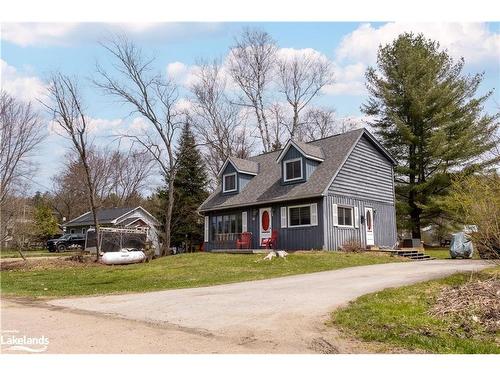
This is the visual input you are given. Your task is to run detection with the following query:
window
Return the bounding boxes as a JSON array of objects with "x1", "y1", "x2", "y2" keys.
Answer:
[
  {"x1": 338, "y1": 206, "x2": 353, "y2": 226},
  {"x1": 223, "y1": 173, "x2": 237, "y2": 192},
  {"x1": 288, "y1": 205, "x2": 311, "y2": 227},
  {"x1": 284, "y1": 158, "x2": 303, "y2": 182},
  {"x1": 210, "y1": 213, "x2": 243, "y2": 240}
]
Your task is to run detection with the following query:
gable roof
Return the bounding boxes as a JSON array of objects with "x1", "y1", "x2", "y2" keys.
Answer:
[
  {"x1": 201, "y1": 128, "x2": 390, "y2": 212},
  {"x1": 64, "y1": 206, "x2": 159, "y2": 227},
  {"x1": 217, "y1": 156, "x2": 259, "y2": 176},
  {"x1": 199, "y1": 128, "x2": 396, "y2": 212},
  {"x1": 276, "y1": 139, "x2": 325, "y2": 162}
]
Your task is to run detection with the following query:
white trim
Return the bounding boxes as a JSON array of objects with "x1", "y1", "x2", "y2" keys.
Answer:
[
  {"x1": 242, "y1": 211, "x2": 248, "y2": 232},
  {"x1": 198, "y1": 193, "x2": 321, "y2": 213},
  {"x1": 337, "y1": 205, "x2": 354, "y2": 228},
  {"x1": 354, "y1": 206, "x2": 360, "y2": 229},
  {"x1": 332, "y1": 203, "x2": 338, "y2": 226},
  {"x1": 222, "y1": 172, "x2": 237, "y2": 193},
  {"x1": 280, "y1": 207, "x2": 287, "y2": 228},
  {"x1": 217, "y1": 157, "x2": 258, "y2": 177},
  {"x1": 204, "y1": 216, "x2": 209, "y2": 242},
  {"x1": 114, "y1": 206, "x2": 160, "y2": 226},
  {"x1": 276, "y1": 139, "x2": 325, "y2": 163},
  {"x1": 63, "y1": 210, "x2": 91, "y2": 226},
  {"x1": 310, "y1": 203, "x2": 318, "y2": 226},
  {"x1": 283, "y1": 157, "x2": 303, "y2": 182},
  {"x1": 287, "y1": 203, "x2": 316, "y2": 227}
]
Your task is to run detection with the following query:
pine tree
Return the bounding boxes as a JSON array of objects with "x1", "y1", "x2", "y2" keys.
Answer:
[
  {"x1": 363, "y1": 33, "x2": 499, "y2": 238},
  {"x1": 158, "y1": 122, "x2": 208, "y2": 251},
  {"x1": 32, "y1": 192, "x2": 59, "y2": 242}
]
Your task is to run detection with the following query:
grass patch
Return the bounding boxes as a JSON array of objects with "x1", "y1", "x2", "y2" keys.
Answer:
[
  {"x1": 0, "y1": 251, "x2": 403, "y2": 298},
  {"x1": 0, "y1": 248, "x2": 77, "y2": 258},
  {"x1": 330, "y1": 267, "x2": 500, "y2": 354},
  {"x1": 424, "y1": 247, "x2": 481, "y2": 260}
]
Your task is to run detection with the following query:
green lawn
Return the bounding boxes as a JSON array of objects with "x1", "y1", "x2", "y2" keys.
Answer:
[
  {"x1": 0, "y1": 251, "x2": 403, "y2": 298},
  {"x1": 424, "y1": 247, "x2": 481, "y2": 260},
  {"x1": 330, "y1": 267, "x2": 499, "y2": 354},
  {"x1": 0, "y1": 248, "x2": 77, "y2": 258}
]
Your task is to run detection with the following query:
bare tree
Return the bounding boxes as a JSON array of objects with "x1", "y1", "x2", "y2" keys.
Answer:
[
  {"x1": 266, "y1": 102, "x2": 288, "y2": 150},
  {"x1": 43, "y1": 74, "x2": 101, "y2": 260},
  {"x1": 228, "y1": 29, "x2": 277, "y2": 152},
  {"x1": 299, "y1": 107, "x2": 337, "y2": 141},
  {"x1": 95, "y1": 36, "x2": 183, "y2": 255},
  {"x1": 0, "y1": 92, "x2": 45, "y2": 254},
  {"x1": 190, "y1": 60, "x2": 253, "y2": 179},
  {"x1": 277, "y1": 51, "x2": 334, "y2": 139},
  {"x1": 51, "y1": 148, "x2": 153, "y2": 221}
]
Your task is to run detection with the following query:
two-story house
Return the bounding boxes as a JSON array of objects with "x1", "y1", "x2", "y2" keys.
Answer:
[{"x1": 198, "y1": 128, "x2": 397, "y2": 251}]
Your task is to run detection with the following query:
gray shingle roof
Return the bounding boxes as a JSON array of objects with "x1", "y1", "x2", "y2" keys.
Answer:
[
  {"x1": 229, "y1": 157, "x2": 259, "y2": 175},
  {"x1": 64, "y1": 207, "x2": 135, "y2": 227},
  {"x1": 288, "y1": 140, "x2": 324, "y2": 160},
  {"x1": 199, "y1": 128, "x2": 366, "y2": 212}
]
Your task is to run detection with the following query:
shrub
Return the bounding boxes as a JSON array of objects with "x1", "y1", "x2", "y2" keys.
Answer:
[{"x1": 341, "y1": 239, "x2": 364, "y2": 252}]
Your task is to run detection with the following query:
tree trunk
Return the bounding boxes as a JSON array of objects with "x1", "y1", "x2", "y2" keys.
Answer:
[
  {"x1": 291, "y1": 107, "x2": 300, "y2": 138},
  {"x1": 82, "y1": 158, "x2": 100, "y2": 260},
  {"x1": 163, "y1": 174, "x2": 176, "y2": 256},
  {"x1": 408, "y1": 144, "x2": 421, "y2": 239},
  {"x1": 253, "y1": 105, "x2": 268, "y2": 152},
  {"x1": 17, "y1": 247, "x2": 26, "y2": 261}
]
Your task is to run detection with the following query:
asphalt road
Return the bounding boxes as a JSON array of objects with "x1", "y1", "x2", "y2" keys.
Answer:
[{"x1": 41, "y1": 259, "x2": 490, "y2": 353}]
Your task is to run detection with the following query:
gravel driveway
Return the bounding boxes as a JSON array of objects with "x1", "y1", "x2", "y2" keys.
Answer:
[{"x1": 41, "y1": 259, "x2": 490, "y2": 353}]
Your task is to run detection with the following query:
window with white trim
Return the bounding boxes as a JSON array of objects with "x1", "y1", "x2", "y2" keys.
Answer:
[
  {"x1": 222, "y1": 172, "x2": 237, "y2": 192},
  {"x1": 338, "y1": 206, "x2": 353, "y2": 227},
  {"x1": 288, "y1": 204, "x2": 311, "y2": 227},
  {"x1": 284, "y1": 158, "x2": 303, "y2": 182}
]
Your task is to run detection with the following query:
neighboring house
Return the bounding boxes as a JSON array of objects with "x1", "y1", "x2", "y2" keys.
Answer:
[
  {"x1": 198, "y1": 128, "x2": 397, "y2": 251},
  {"x1": 63, "y1": 207, "x2": 160, "y2": 253}
]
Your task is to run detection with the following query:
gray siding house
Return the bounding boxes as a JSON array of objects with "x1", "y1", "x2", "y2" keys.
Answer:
[
  {"x1": 63, "y1": 206, "x2": 161, "y2": 253},
  {"x1": 198, "y1": 128, "x2": 397, "y2": 251}
]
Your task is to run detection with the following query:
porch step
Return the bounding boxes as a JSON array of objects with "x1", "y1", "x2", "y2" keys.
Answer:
[{"x1": 395, "y1": 249, "x2": 434, "y2": 261}]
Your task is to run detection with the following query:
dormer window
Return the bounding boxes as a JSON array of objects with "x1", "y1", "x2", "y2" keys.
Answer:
[
  {"x1": 223, "y1": 172, "x2": 237, "y2": 193},
  {"x1": 284, "y1": 158, "x2": 303, "y2": 182}
]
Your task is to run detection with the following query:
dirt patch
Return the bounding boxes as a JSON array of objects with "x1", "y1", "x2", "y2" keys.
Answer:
[
  {"x1": 0, "y1": 256, "x2": 103, "y2": 271},
  {"x1": 430, "y1": 275, "x2": 500, "y2": 335}
]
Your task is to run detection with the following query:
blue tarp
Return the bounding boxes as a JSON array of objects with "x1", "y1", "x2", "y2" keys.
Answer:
[{"x1": 450, "y1": 232, "x2": 474, "y2": 259}]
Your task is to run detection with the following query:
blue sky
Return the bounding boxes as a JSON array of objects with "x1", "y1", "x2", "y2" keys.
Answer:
[{"x1": 1, "y1": 22, "x2": 499, "y2": 193}]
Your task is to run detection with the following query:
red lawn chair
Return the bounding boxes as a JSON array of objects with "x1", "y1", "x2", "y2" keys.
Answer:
[
  {"x1": 236, "y1": 232, "x2": 252, "y2": 249},
  {"x1": 261, "y1": 229, "x2": 278, "y2": 250}
]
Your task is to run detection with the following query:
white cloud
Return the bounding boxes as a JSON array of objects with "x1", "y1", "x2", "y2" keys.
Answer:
[
  {"x1": 1, "y1": 59, "x2": 47, "y2": 104},
  {"x1": 174, "y1": 98, "x2": 194, "y2": 112},
  {"x1": 1, "y1": 23, "x2": 79, "y2": 47},
  {"x1": 1, "y1": 22, "x2": 223, "y2": 47},
  {"x1": 323, "y1": 62, "x2": 366, "y2": 96},
  {"x1": 336, "y1": 22, "x2": 500, "y2": 65},
  {"x1": 47, "y1": 117, "x2": 124, "y2": 137},
  {"x1": 87, "y1": 118, "x2": 123, "y2": 134},
  {"x1": 166, "y1": 62, "x2": 188, "y2": 79},
  {"x1": 127, "y1": 117, "x2": 149, "y2": 135}
]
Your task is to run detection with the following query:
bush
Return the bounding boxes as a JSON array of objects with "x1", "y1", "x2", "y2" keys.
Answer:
[{"x1": 341, "y1": 239, "x2": 364, "y2": 253}]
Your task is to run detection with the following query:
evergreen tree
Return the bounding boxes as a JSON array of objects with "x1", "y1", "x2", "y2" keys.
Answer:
[
  {"x1": 363, "y1": 33, "x2": 498, "y2": 238},
  {"x1": 33, "y1": 193, "x2": 59, "y2": 242},
  {"x1": 154, "y1": 122, "x2": 208, "y2": 251}
]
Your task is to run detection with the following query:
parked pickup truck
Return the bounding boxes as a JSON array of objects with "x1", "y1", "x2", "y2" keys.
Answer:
[{"x1": 47, "y1": 234, "x2": 86, "y2": 252}]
